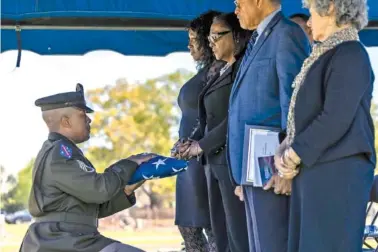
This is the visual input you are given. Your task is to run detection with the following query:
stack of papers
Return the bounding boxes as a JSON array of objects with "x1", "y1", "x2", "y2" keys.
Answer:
[{"x1": 242, "y1": 126, "x2": 280, "y2": 187}]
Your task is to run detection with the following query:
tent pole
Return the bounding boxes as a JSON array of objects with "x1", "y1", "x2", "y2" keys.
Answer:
[{"x1": 15, "y1": 25, "x2": 22, "y2": 68}]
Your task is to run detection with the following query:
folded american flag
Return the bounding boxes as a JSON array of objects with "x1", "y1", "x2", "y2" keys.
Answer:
[{"x1": 128, "y1": 155, "x2": 188, "y2": 184}]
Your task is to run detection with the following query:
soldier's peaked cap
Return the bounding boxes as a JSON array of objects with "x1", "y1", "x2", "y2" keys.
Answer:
[{"x1": 35, "y1": 84, "x2": 94, "y2": 113}]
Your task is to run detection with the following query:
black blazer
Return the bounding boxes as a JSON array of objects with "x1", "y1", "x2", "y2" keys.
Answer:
[
  {"x1": 290, "y1": 41, "x2": 376, "y2": 168},
  {"x1": 197, "y1": 58, "x2": 242, "y2": 165}
]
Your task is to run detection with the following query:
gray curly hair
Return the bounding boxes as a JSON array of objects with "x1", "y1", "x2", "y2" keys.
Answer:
[{"x1": 303, "y1": 0, "x2": 369, "y2": 30}]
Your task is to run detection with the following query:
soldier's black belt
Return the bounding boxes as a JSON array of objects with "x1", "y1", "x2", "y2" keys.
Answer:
[{"x1": 35, "y1": 212, "x2": 98, "y2": 227}]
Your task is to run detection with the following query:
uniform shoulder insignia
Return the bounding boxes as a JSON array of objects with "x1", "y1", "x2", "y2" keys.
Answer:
[
  {"x1": 76, "y1": 160, "x2": 95, "y2": 173},
  {"x1": 59, "y1": 143, "x2": 73, "y2": 159}
]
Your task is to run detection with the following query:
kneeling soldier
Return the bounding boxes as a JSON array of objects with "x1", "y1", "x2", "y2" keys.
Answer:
[{"x1": 20, "y1": 84, "x2": 154, "y2": 252}]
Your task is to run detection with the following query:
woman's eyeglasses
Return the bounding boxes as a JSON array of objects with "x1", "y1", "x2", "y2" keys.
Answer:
[{"x1": 208, "y1": 31, "x2": 231, "y2": 43}]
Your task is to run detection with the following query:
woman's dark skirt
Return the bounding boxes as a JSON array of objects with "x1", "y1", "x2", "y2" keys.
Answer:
[
  {"x1": 288, "y1": 154, "x2": 374, "y2": 252},
  {"x1": 175, "y1": 158, "x2": 211, "y2": 227}
]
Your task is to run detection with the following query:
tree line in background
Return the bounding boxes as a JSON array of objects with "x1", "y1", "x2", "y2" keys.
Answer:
[
  {"x1": 2, "y1": 71, "x2": 378, "y2": 213},
  {"x1": 1, "y1": 161, "x2": 33, "y2": 212}
]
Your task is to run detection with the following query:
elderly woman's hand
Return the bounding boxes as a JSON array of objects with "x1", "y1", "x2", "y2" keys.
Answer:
[
  {"x1": 274, "y1": 153, "x2": 299, "y2": 180},
  {"x1": 277, "y1": 148, "x2": 301, "y2": 179},
  {"x1": 283, "y1": 147, "x2": 301, "y2": 167},
  {"x1": 274, "y1": 140, "x2": 299, "y2": 180}
]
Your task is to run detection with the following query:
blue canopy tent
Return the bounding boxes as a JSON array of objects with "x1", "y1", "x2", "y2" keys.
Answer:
[{"x1": 1, "y1": 0, "x2": 377, "y2": 67}]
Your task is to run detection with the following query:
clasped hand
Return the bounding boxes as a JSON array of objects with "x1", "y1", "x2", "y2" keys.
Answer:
[
  {"x1": 264, "y1": 140, "x2": 301, "y2": 195},
  {"x1": 170, "y1": 138, "x2": 203, "y2": 160},
  {"x1": 274, "y1": 147, "x2": 300, "y2": 180}
]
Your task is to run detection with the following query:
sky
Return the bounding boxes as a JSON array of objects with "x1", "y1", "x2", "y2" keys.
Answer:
[{"x1": 0, "y1": 47, "x2": 377, "y2": 176}]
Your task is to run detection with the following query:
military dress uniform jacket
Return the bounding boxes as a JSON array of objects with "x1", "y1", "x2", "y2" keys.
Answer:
[{"x1": 20, "y1": 132, "x2": 139, "y2": 252}]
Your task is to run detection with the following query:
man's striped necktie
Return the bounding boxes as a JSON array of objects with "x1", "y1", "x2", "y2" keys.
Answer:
[{"x1": 240, "y1": 30, "x2": 259, "y2": 68}]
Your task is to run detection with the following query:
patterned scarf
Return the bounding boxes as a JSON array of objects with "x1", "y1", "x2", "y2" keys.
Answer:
[{"x1": 286, "y1": 27, "x2": 359, "y2": 145}]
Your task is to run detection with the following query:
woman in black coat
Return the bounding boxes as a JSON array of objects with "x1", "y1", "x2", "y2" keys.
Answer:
[
  {"x1": 172, "y1": 10, "x2": 222, "y2": 252},
  {"x1": 178, "y1": 13, "x2": 251, "y2": 252},
  {"x1": 275, "y1": 0, "x2": 376, "y2": 251}
]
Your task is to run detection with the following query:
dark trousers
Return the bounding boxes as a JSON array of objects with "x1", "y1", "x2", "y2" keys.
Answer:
[
  {"x1": 288, "y1": 155, "x2": 374, "y2": 252},
  {"x1": 205, "y1": 164, "x2": 249, "y2": 252},
  {"x1": 243, "y1": 186, "x2": 290, "y2": 252}
]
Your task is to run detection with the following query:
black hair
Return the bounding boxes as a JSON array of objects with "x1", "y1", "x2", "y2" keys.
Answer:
[
  {"x1": 213, "y1": 12, "x2": 252, "y2": 58},
  {"x1": 289, "y1": 13, "x2": 310, "y2": 22},
  {"x1": 187, "y1": 10, "x2": 222, "y2": 68}
]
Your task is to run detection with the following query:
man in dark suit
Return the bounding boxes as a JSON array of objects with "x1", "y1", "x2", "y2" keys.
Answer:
[{"x1": 228, "y1": 0, "x2": 311, "y2": 251}]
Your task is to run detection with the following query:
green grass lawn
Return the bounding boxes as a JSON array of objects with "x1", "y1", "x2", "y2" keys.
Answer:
[
  {"x1": 0, "y1": 223, "x2": 183, "y2": 252},
  {"x1": 2, "y1": 223, "x2": 377, "y2": 252}
]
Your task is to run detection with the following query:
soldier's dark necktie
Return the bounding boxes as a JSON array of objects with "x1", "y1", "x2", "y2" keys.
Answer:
[{"x1": 240, "y1": 30, "x2": 259, "y2": 69}]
